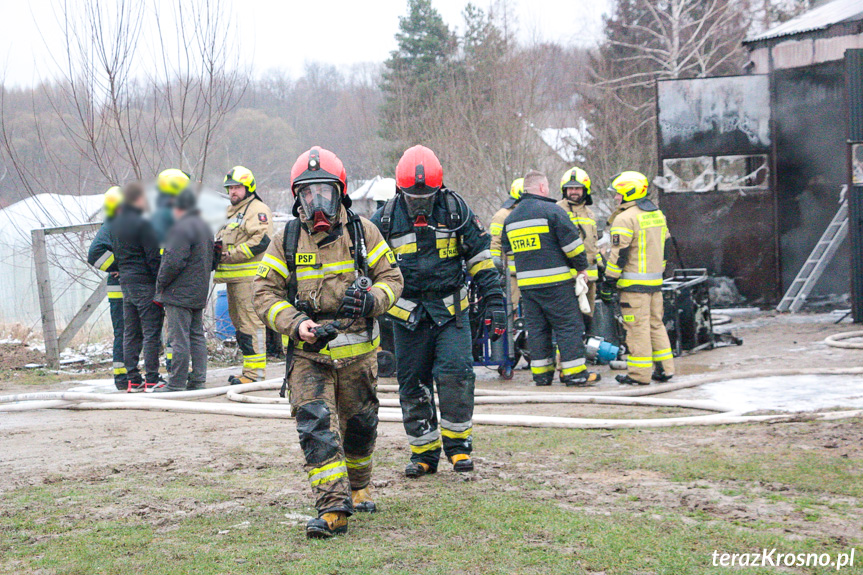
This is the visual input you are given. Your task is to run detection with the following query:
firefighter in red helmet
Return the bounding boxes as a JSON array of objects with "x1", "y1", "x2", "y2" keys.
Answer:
[
  {"x1": 371, "y1": 145, "x2": 504, "y2": 478},
  {"x1": 254, "y1": 146, "x2": 403, "y2": 539}
]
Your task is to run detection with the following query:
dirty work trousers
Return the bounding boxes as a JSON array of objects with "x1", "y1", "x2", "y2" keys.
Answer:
[
  {"x1": 122, "y1": 282, "x2": 164, "y2": 384},
  {"x1": 227, "y1": 281, "x2": 266, "y2": 380},
  {"x1": 109, "y1": 297, "x2": 126, "y2": 390},
  {"x1": 619, "y1": 291, "x2": 675, "y2": 383},
  {"x1": 521, "y1": 282, "x2": 587, "y2": 385},
  {"x1": 393, "y1": 315, "x2": 475, "y2": 470},
  {"x1": 289, "y1": 353, "x2": 379, "y2": 517},
  {"x1": 164, "y1": 305, "x2": 207, "y2": 391}
]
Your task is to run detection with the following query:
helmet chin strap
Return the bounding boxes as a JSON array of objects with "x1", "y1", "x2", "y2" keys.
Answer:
[{"x1": 312, "y1": 211, "x2": 332, "y2": 232}]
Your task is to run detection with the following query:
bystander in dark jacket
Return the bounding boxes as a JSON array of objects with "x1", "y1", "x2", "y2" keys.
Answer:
[{"x1": 155, "y1": 189, "x2": 213, "y2": 391}]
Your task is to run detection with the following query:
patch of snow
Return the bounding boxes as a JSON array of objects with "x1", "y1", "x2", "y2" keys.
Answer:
[{"x1": 703, "y1": 375, "x2": 863, "y2": 413}]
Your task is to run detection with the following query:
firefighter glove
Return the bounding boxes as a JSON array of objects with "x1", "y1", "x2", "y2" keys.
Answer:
[
  {"x1": 598, "y1": 279, "x2": 616, "y2": 304},
  {"x1": 340, "y1": 286, "x2": 375, "y2": 318},
  {"x1": 484, "y1": 297, "x2": 507, "y2": 342}
]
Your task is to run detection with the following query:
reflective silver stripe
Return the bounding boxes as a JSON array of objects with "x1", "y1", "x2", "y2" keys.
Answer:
[
  {"x1": 561, "y1": 238, "x2": 583, "y2": 253},
  {"x1": 94, "y1": 251, "x2": 113, "y2": 269},
  {"x1": 261, "y1": 254, "x2": 288, "y2": 277},
  {"x1": 560, "y1": 358, "x2": 586, "y2": 369},
  {"x1": 506, "y1": 218, "x2": 548, "y2": 230},
  {"x1": 328, "y1": 323, "x2": 380, "y2": 349},
  {"x1": 435, "y1": 230, "x2": 454, "y2": 239},
  {"x1": 467, "y1": 249, "x2": 491, "y2": 266},
  {"x1": 107, "y1": 285, "x2": 123, "y2": 293},
  {"x1": 620, "y1": 272, "x2": 663, "y2": 280},
  {"x1": 390, "y1": 233, "x2": 417, "y2": 248},
  {"x1": 112, "y1": 362, "x2": 125, "y2": 369},
  {"x1": 442, "y1": 286, "x2": 468, "y2": 306},
  {"x1": 296, "y1": 261, "x2": 354, "y2": 279},
  {"x1": 531, "y1": 357, "x2": 554, "y2": 367},
  {"x1": 440, "y1": 419, "x2": 472, "y2": 433},
  {"x1": 393, "y1": 298, "x2": 418, "y2": 311},
  {"x1": 346, "y1": 454, "x2": 373, "y2": 469},
  {"x1": 410, "y1": 429, "x2": 442, "y2": 446},
  {"x1": 516, "y1": 266, "x2": 570, "y2": 279}
]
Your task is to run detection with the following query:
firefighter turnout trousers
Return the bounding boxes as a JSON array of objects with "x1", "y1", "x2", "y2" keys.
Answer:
[
  {"x1": 227, "y1": 281, "x2": 267, "y2": 380},
  {"x1": 393, "y1": 315, "x2": 475, "y2": 470},
  {"x1": 289, "y1": 353, "x2": 379, "y2": 516},
  {"x1": 522, "y1": 282, "x2": 587, "y2": 385},
  {"x1": 109, "y1": 297, "x2": 126, "y2": 390},
  {"x1": 619, "y1": 291, "x2": 674, "y2": 383}
]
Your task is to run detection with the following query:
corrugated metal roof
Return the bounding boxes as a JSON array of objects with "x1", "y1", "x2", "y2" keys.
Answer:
[{"x1": 745, "y1": 0, "x2": 863, "y2": 43}]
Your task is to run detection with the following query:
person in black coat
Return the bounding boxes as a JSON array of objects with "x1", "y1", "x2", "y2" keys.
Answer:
[
  {"x1": 154, "y1": 189, "x2": 214, "y2": 391},
  {"x1": 112, "y1": 182, "x2": 164, "y2": 391}
]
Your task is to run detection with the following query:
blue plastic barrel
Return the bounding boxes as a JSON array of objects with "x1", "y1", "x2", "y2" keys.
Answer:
[{"x1": 214, "y1": 290, "x2": 235, "y2": 340}]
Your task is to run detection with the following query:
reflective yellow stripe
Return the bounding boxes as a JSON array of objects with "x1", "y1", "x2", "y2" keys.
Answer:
[
  {"x1": 107, "y1": 291, "x2": 124, "y2": 300},
  {"x1": 372, "y1": 282, "x2": 396, "y2": 306},
  {"x1": 267, "y1": 301, "x2": 293, "y2": 330},
  {"x1": 518, "y1": 272, "x2": 573, "y2": 287},
  {"x1": 531, "y1": 364, "x2": 556, "y2": 374},
  {"x1": 215, "y1": 262, "x2": 259, "y2": 280},
  {"x1": 410, "y1": 438, "x2": 442, "y2": 454},
  {"x1": 113, "y1": 367, "x2": 127, "y2": 375},
  {"x1": 436, "y1": 237, "x2": 457, "y2": 249},
  {"x1": 571, "y1": 217, "x2": 596, "y2": 226},
  {"x1": 367, "y1": 240, "x2": 390, "y2": 266},
  {"x1": 610, "y1": 227, "x2": 633, "y2": 237},
  {"x1": 565, "y1": 244, "x2": 585, "y2": 258},
  {"x1": 309, "y1": 460, "x2": 348, "y2": 487},
  {"x1": 617, "y1": 278, "x2": 662, "y2": 288},
  {"x1": 627, "y1": 356, "x2": 653, "y2": 367},
  {"x1": 243, "y1": 354, "x2": 266, "y2": 369},
  {"x1": 489, "y1": 223, "x2": 503, "y2": 234},
  {"x1": 387, "y1": 306, "x2": 412, "y2": 321},
  {"x1": 260, "y1": 254, "x2": 288, "y2": 278},
  {"x1": 586, "y1": 269, "x2": 599, "y2": 279},
  {"x1": 561, "y1": 364, "x2": 586, "y2": 376},
  {"x1": 507, "y1": 225, "x2": 549, "y2": 238},
  {"x1": 606, "y1": 262, "x2": 622, "y2": 274},
  {"x1": 345, "y1": 454, "x2": 373, "y2": 469},
  {"x1": 237, "y1": 243, "x2": 254, "y2": 259},
  {"x1": 393, "y1": 243, "x2": 417, "y2": 254},
  {"x1": 441, "y1": 427, "x2": 472, "y2": 439},
  {"x1": 490, "y1": 248, "x2": 502, "y2": 257},
  {"x1": 297, "y1": 336, "x2": 380, "y2": 360},
  {"x1": 96, "y1": 253, "x2": 115, "y2": 271},
  {"x1": 468, "y1": 259, "x2": 494, "y2": 276},
  {"x1": 446, "y1": 297, "x2": 469, "y2": 315},
  {"x1": 296, "y1": 259, "x2": 354, "y2": 280},
  {"x1": 653, "y1": 348, "x2": 673, "y2": 360}
]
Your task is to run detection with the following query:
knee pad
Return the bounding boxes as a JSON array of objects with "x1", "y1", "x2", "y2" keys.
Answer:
[
  {"x1": 235, "y1": 331, "x2": 255, "y2": 356},
  {"x1": 295, "y1": 400, "x2": 340, "y2": 465},
  {"x1": 343, "y1": 409, "x2": 378, "y2": 455}
]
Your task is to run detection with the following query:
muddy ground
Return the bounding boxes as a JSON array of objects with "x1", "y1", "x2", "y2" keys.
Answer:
[{"x1": 1, "y1": 311, "x2": 862, "y2": 573}]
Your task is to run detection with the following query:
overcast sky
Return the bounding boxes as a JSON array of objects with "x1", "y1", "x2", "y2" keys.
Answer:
[{"x1": 1, "y1": 0, "x2": 610, "y2": 87}]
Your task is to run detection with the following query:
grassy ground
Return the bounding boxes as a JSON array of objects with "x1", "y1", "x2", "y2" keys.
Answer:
[{"x1": 2, "y1": 417, "x2": 861, "y2": 575}]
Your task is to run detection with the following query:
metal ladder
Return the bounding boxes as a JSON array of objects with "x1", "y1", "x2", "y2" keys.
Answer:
[{"x1": 777, "y1": 186, "x2": 848, "y2": 312}]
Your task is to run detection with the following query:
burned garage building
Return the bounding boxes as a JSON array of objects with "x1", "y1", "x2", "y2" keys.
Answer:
[{"x1": 655, "y1": 0, "x2": 863, "y2": 310}]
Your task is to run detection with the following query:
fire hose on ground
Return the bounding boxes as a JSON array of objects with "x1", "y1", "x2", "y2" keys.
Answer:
[
  {"x1": 2, "y1": 368, "x2": 863, "y2": 429},
  {"x1": 824, "y1": 331, "x2": 863, "y2": 350}
]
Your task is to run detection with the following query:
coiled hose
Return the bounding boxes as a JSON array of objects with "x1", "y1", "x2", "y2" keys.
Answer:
[{"x1": 3, "y1": 368, "x2": 863, "y2": 429}]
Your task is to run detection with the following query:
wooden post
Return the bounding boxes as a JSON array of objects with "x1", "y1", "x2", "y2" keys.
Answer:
[
  {"x1": 32, "y1": 228, "x2": 59, "y2": 369},
  {"x1": 58, "y1": 279, "x2": 107, "y2": 351}
]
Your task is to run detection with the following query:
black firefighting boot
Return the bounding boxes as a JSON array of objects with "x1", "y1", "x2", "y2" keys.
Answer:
[
  {"x1": 616, "y1": 374, "x2": 650, "y2": 386},
  {"x1": 351, "y1": 488, "x2": 377, "y2": 513},
  {"x1": 652, "y1": 366, "x2": 673, "y2": 383},
  {"x1": 228, "y1": 375, "x2": 257, "y2": 386},
  {"x1": 305, "y1": 512, "x2": 348, "y2": 539},
  {"x1": 562, "y1": 371, "x2": 601, "y2": 387},
  {"x1": 450, "y1": 453, "x2": 474, "y2": 472},
  {"x1": 405, "y1": 461, "x2": 436, "y2": 478},
  {"x1": 534, "y1": 373, "x2": 553, "y2": 387}
]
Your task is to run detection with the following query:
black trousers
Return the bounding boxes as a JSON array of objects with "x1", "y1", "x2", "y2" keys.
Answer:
[
  {"x1": 393, "y1": 314, "x2": 475, "y2": 469},
  {"x1": 521, "y1": 282, "x2": 587, "y2": 384},
  {"x1": 122, "y1": 283, "x2": 164, "y2": 384},
  {"x1": 165, "y1": 305, "x2": 207, "y2": 390}
]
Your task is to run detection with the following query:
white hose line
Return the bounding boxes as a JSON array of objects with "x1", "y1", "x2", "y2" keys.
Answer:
[{"x1": 824, "y1": 331, "x2": 863, "y2": 350}]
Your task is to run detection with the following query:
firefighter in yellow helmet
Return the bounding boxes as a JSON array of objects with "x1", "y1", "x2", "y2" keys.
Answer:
[
  {"x1": 489, "y1": 177, "x2": 524, "y2": 304},
  {"x1": 215, "y1": 166, "x2": 274, "y2": 384},
  {"x1": 599, "y1": 171, "x2": 675, "y2": 385},
  {"x1": 153, "y1": 169, "x2": 191, "y2": 243},
  {"x1": 556, "y1": 167, "x2": 600, "y2": 323},
  {"x1": 87, "y1": 186, "x2": 125, "y2": 389}
]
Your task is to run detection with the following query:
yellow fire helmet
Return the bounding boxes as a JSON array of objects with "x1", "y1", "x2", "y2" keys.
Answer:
[
  {"x1": 103, "y1": 185, "x2": 123, "y2": 218},
  {"x1": 560, "y1": 167, "x2": 592, "y2": 205},
  {"x1": 608, "y1": 171, "x2": 649, "y2": 202},
  {"x1": 509, "y1": 177, "x2": 525, "y2": 200},
  {"x1": 224, "y1": 166, "x2": 256, "y2": 194},
  {"x1": 156, "y1": 168, "x2": 191, "y2": 196}
]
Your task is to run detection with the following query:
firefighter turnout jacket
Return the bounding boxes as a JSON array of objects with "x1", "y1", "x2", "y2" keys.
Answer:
[
  {"x1": 215, "y1": 194, "x2": 274, "y2": 284},
  {"x1": 502, "y1": 193, "x2": 589, "y2": 289},
  {"x1": 556, "y1": 199, "x2": 600, "y2": 281},
  {"x1": 370, "y1": 192, "x2": 502, "y2": 327},
  {"x1": 604, "y1": 199, "x2": 671, "y2": 292},
  {"x1": 88, "y1": 218, "x2": 122, "y2": 301},
  {"x1": 254, "y1": 206, "x2": 404, "y2": 365}
]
